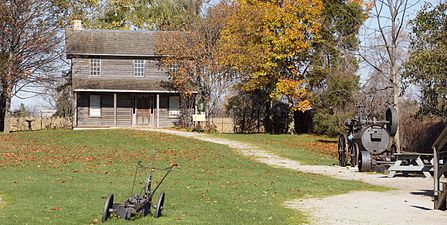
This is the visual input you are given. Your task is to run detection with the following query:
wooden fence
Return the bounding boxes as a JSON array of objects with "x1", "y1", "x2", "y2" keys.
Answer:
[
  {"x1": 9, "y1": 117, "x2": 72, "y2": 131},
  {"x1": 211, "y1": 117, "x2": 234, "y2": 133}
]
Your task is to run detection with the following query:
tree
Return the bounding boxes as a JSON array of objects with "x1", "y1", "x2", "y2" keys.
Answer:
[
  {"x1": 226, "y1": 89, "x2": 266, "y2": 133},
  {"x1": 403, "y1": 2, "x2": 447, "y2": 118},
  {"x1": 12, "y1": 103, "x2": 31, "y2": 117},
  {"x1": 157, "y1": 2, "x2": 235, "y2": 129},
  {"x1": 92, "y1": 0, "x2": 202, "y2": 30},
  {"x1": 219, "y1": 0, "x2": 323, "y2": 133},
  {"x1": 359, "y1": 0, "x2": 413, "y2": 149},
  {"x1": 310, "y1": 0, "x2": 368, "y2": 135},
  {"x1": 360, "y1": 68, "x2": 393, "y2": 117},
  {"x1": 42, "y1": 70, "x2": 73, "y2": 118},
  {"x1": 0, "y1": 0, "x2": 97, "y2": 133},
  {"x1": 0, "y1": 1, "x2": 62, "y2": 132}
]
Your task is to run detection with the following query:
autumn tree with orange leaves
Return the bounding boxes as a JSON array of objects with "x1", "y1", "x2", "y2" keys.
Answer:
[
  {"x1": 157, "y1": 2, "x2": 235, "y2": 129},
  {"x1": 219, "y1": 0, "x2": 323, "y2": 133}
]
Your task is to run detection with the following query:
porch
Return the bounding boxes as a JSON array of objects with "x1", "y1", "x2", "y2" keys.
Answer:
[{"x1": 73, "y1": 91, "x2": 180, "y2": 128}]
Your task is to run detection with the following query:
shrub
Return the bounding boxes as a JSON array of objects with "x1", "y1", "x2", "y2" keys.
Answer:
[
  {"x1": 396, "y1": 100, "x2": 445, "y2": 153},
  {"x1": 226, "y1": 92, "x2": 265, "y2": 133}
]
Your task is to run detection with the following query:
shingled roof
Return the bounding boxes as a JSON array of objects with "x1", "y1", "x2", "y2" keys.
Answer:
[{"x1": 65, "y1": 29, "x2": 174, "y2": 58}]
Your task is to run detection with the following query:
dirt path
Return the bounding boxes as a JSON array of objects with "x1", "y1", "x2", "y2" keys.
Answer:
[{"x1": 141, "y1": 129, "x2": 447, "y2": 224}]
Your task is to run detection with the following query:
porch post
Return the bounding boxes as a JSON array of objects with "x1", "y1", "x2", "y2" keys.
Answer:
[
  {"x1": 113, "y1": 93, "x2": 117, "y2": 126},
  {"x1": 156, "y1": 94, "x2": 160, "y2": 128},
  {"x1": 73, "y1": 92, "x2": 78, "y2": 129}
]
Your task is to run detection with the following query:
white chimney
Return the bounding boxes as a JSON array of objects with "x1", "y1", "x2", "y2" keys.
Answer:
[{"x1": 73, "y1": 20, "x2": 83, "y2": 30}]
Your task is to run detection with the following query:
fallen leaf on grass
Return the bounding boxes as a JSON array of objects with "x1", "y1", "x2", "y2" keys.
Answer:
[{"x1": 51, "y1": 207, "x2": 60, "y2": 211}]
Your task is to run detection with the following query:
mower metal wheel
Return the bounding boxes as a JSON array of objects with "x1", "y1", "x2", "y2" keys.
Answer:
[
  {"x1": 102, "y1": 194, "x2": 114, "y2": 222},
  {"x1": 154, "y1": 192, "x2": 165, "y2": 218},
  {"x1": 142, "y1": 201, "x2": 151, "y2": 216}
]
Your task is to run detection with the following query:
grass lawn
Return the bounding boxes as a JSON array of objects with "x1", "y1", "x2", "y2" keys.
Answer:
[
  {"x1": 212, "y1": 133, "x2": 338, "y2": 165},
  {"x1": 0, "y1": 130, "x2": 386, "y2": 224}
]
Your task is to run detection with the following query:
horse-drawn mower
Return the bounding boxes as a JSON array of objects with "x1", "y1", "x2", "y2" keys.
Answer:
[{"x1": 102, "y1": 151, "x2": 176, "y2": 222}]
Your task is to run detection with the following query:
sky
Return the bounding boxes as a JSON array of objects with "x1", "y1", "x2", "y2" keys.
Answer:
[
  {"x1": 11, "y1": 0, "x2": 436, "y2": 112},
  {"x1": 358, "y1": 0, "x2": 436, "y2": 100},
  {"x1": 358, "y1": 0, "x2": 426, "y2": 81}
]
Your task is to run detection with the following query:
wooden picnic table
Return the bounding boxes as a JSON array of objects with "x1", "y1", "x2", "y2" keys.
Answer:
[{"x1": 387, "y1": 152, "x2": 434, "y2": 178}]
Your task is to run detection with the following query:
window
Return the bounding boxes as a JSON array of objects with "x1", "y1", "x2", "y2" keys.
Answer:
[
  {"x1": 168, "y1": 63, "x2": 179, "y2": 80},
  {"x1": 169, "y1": 63, "x2": 179, "y2": 74},
  {"x1": 90, "y1": 59, "x2": 101, "y2": 76},
  {"x1": 169, "y1": 96, "x2": 180, "y2": 118},
  {"x1": 89, "y1": 95, "x2": 101, "y2": 117},
  {"x1": 134, "y1": 60, "x2": 145, "y2": 77}
]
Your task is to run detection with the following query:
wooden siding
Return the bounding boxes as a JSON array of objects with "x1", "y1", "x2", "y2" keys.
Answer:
[
  {"x1": 72, "y1": 58, "x2": 169, "y2": 80},
  {"x1": 117, "y1": 94, "x2": 132, "y2": 126},
  {"x1": 77, "y1": 93, "x2": 114, "y2": 126},
  {"x1": 72, "y1": 58, "x2": 90, "y2": 78},
  {"x1": 158, "y1": 94, "x2": 178, "y2": 127},
  {"x1": 76, "y1": 93, "x2": 178, "y2": 128}
]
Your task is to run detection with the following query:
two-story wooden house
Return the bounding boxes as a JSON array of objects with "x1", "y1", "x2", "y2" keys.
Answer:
[{"x1": 66, "y1": 25, "x2": 185, "y2": 128}]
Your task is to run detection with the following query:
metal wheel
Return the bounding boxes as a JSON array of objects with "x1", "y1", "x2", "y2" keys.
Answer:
[
  {"x1": 102, "y1": 194, "x2": 114, "y2": 222},
  {"x1": 154, "y1": 192, "x2": 165, "y2": 218},
  {"x1": 386, "y1": 107, "x2": 398, "y2": 137},
  {"x1": 142, "y1": 201, "x2": 151, "y2": 216},
  {"x1": 350, "y1": 143, "x2": 360, "y2": 167},
  {"x1": 358, "y1": 151, "x2": 372, "y2": 172},
  {"x1": 338, "y1": 134, "x2": 348, "y2": 167}
]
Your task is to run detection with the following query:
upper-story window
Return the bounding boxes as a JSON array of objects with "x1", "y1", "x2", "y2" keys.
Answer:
[
  {"x1": 169, "y1": 63, "x2": 179, "y2": 73},
  {"x1": 168, "y1": 63, "x2": 179, "y2": 80},
  {"x1": 134, "y1": 60, "x2": 145, "y2": 77},
  {"x1": 90, "y1": 59, "x2": 101, "y2": 76}
]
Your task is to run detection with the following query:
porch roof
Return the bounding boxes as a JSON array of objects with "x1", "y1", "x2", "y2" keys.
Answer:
[{"x1": 73, "y1": 78, "x2": 173, "y2": 91}]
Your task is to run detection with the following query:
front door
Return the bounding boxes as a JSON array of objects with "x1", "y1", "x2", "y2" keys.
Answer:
[{"x1": 136, "y1": 95, "x2": 150, "y2": 125}]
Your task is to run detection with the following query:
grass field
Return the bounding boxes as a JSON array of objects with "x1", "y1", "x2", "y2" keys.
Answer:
[
  {"x1": 0, "y1": 130, "x2": 386, "y2": 224},
  {"x1": 212, "y1": 133, "x2": 338, "y2": 165}
]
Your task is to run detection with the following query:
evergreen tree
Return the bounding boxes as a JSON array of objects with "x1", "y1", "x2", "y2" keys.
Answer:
[{"x1": 403, "y1": 2, "x2": 447, "y2": 118}]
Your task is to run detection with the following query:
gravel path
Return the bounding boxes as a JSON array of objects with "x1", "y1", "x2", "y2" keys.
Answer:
[{"x1": 140, "y1": 129, "x2": 447, "y2": 224}]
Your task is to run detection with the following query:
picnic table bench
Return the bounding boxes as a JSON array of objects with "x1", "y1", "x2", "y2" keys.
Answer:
[{"x1": 387, "y1": 152, "x2": 434, "y2": 178}]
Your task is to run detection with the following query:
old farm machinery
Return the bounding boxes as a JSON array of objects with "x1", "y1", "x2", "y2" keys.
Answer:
[
  {"x1": 338, "y1": 105, "x2": 399, "y2": 172},
  {"x1": 102, "y1": 151, "x2": 176, "y2": 222}
]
